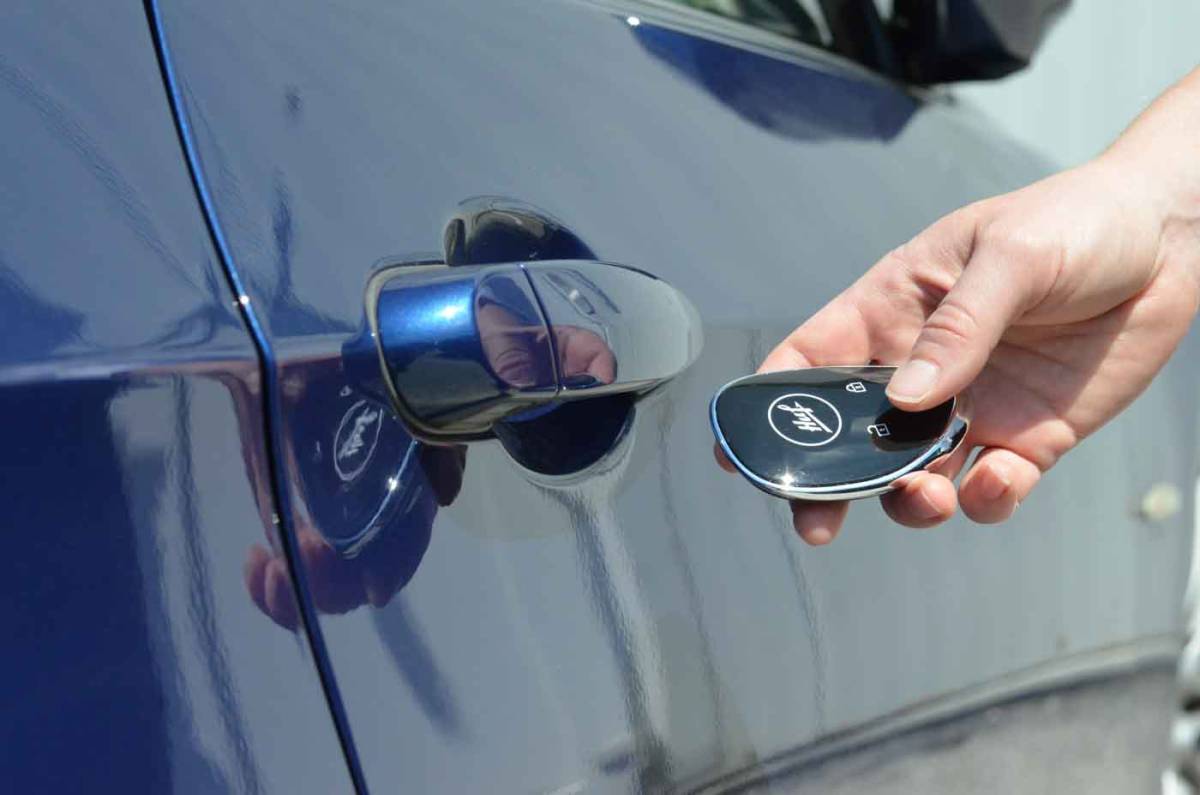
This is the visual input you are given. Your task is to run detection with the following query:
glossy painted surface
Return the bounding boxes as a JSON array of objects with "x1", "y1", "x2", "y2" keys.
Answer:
[
  {"x1": 152, "y1": 0, "x2": 1198, "y2": 792},
  {"x1": 369, "y1": 259, "x2": 701, "y2": 442},
  {"x1": 0, "y1": 2, "x2": 352, "y2": 791}
]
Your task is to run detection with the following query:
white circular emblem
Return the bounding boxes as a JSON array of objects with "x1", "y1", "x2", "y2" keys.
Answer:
[
  {"x1": 333, "y1": 400, "x2": 384, "y2": 482},
  {"x1": 767, "y1": 393, "x2": 843, "y2": 447}
]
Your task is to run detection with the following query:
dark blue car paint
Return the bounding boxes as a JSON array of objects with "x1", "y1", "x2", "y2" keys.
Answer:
[
  {"x1": 4, "y1": 0, "x2": 1197, "y2": 792},
  {"x1": 143, "y1": 2, "x2": 370, "y2": 787},
  {"x1": 144, "y1": 0, "x2": 1200, "y2": 792},
  {"x1": 0, "y1": 2, "x2": 354, "y2": 791}
]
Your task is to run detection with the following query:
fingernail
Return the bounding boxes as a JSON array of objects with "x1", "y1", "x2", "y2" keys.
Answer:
[
  {"x1": 981, "y1": 467, "x2": 1012, "y2": 501},
  {"x1": 887, "y1": 360, "x2": 939, "y2": 404},
  {"x1": 916, "y1": 490, "x2": 942, "y2": 521}
]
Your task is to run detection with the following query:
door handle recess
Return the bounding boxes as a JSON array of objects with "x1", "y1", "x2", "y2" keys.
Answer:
[{"x1": 362, "y1": 260, "x2": 702, "y2": 442}]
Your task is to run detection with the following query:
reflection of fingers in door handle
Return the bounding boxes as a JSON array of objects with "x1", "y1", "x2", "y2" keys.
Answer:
[{"x1": 361, "y1": 260, "x2": 702, "y2": 442}]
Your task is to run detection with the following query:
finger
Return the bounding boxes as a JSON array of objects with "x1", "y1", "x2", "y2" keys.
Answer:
[
  {"x1": 298, "y1": 529, "x2": 365, "y2": 615},
  {"x1": 421, "y1": 443, "x2": 467, "y2": 506},
  {"x1": 587, "y1": 349, "x2": 617, "y2": 384},
  {"x1": 361, "y1": 547, "x2": 407, "y2": 608},
  {"x1": 362, "y1": 568, "x2": 397, "y2": 608},
  {"x1": 557, "y1": 326, "x2": 616, "y2": 384},
  {"x1": 926, "y1": 438, "x2": 974, "y2": 483},
  {"x1": 759, "y1": 295, "x2": 872, "y2": 374},
  {"x1": 358, "y1": 494, "x2": 435, "y2": 608},
  {"x1": 264, "y1": 557, "x2": 300, "y2": 631},
  {"x1": 880, "y1": 471, "x2": 958, "y2": 528},
  {"x1": 244, "y1": 545, "x2": 272, "y2": 615},
  {"x1": 959, "y1": 447, "x2": 1041, "y2": 523},
  {"x1": 887, "y1": 242, "x2": 1032, "y2": 411},
  {"x1": 790, "y1": 500, "x2": 850, "y2": 545},
  {"x1": 712, "y1": 442, "x2": 738, "y2": 473},
  {"x1": 477, "y1": 304, "x2": 544, "y2": 386},
  {"x1": 721, "y1": 296, "x2": 868, "y2": 475}
]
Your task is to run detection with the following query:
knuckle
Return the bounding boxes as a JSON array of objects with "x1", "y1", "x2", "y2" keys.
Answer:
[
  {"x1": 875, "y1": 242, "x2": 957, "y2": 310},
  {"x1": 872, "y1": 243, "x2": 922, "y2": 290},
  {"x1": 881, "y1": 241, "x2": 918, "y2": 270},
  {"x1": 918, "y1": 298, "x2": 980, "y2": 355},
  {"x1": 977, "y1": 222, "x2": 1064, "y2": 277}
]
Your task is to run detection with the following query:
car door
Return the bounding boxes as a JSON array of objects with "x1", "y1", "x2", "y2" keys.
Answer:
[
  {"x1": 0, "y1": 2, "x2": 356, "y2": 791},
  {"x1": 149, "y1": 0, "x2": 1198, "y2": 791}
]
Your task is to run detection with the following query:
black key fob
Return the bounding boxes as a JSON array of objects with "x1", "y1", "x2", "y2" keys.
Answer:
[{"x1": 710, "y1": 366, "x2": 968, "y2": 501}]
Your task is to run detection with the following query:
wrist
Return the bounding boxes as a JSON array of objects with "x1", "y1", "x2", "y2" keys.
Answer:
[
  {"x1": 1097, "y1": 142, "x2": 1199, "y2": 224},
  {"x1": 1145, "y1": 158, "x2": 1200, "y2": 286},
  {"x1": 1098, "y1": 68, "x2": 1200, "y2": 282},
  {"x1": 1091, "y1": 153, "x2": 1199, "y2": 301}
]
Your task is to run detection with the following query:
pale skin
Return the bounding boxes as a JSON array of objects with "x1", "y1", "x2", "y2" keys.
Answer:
[{"x1": 719, "y1": 67, "x2": 1200, "y2": 545}]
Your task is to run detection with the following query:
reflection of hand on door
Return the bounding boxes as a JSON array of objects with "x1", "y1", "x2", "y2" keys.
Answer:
[
  {"x1": 244, "y1": 442, "x2": 465, "y2": 631},
  {"x1": 477, "y1": 301, "x2": 615, "y2": 388},
  {"x1": 552, "y1": 323, "x2": 616, "y2": 386},
  {"x1": 242, "y1": 293, "x2": 615, "y2": 630}
]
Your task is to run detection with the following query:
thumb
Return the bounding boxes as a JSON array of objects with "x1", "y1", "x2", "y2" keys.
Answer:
[{"x1": 886, "y1": 245, "x2": 1031, "y2": 410}]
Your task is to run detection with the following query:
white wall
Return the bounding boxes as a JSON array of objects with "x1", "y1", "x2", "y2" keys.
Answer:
[{"x1": 955, "y1": 2, "x2": 1200, "y2": 169}]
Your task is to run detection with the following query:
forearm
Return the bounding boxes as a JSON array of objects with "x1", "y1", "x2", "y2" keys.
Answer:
[{"x1": 1102, "y1": 66, "x2": 1200, "y2": 281}]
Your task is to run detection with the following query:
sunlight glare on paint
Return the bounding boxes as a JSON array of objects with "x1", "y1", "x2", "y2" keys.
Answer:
[{"x1": 437, "y1": 302, "x2": 466, "y2": 322}]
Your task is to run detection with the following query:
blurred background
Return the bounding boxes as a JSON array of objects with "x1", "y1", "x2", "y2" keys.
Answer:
[{"x1": 958, "y1": 1, "x2": 1200, "y2": 168}]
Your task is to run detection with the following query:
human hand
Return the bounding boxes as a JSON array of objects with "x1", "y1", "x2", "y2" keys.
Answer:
[
  {"x1": 245, "y1": 443, "x2": 465, "y2": 630},
  {"x1": 721, "y1": 150, "x2": 1200, "y2": 545},
  {"x1": 478, "y1": 301, "x2": 616, "y2": 388}
]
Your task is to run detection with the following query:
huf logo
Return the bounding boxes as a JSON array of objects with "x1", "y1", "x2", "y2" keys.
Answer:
[
  {"x1": 334, "y1": 400, "x2": 384, "y2": 482},
  {"x1": 768, "y1": 393, "x2": 842, "y2": 447}
]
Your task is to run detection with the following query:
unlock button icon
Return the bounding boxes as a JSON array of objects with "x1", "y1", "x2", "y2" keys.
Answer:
[{"x1": 846, "y1": 381, "x2": 867, "y2": 394}]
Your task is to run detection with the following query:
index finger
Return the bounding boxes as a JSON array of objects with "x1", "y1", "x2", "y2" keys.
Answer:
[
  {"x1": 758, "y1": 294, "x2": 873, "y2": 374},
  {"x1": 759, "y1": 294, "x2": 875, "y2": 544}
]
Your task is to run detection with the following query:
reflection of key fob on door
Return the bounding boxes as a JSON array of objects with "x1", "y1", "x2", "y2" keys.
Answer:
[{"x1": 710, "y1": 366, "x2": 968, "y2": 501}]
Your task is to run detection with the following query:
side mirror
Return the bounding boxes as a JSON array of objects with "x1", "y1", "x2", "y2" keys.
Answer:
[{"x1": 888, "y1": 0, "x2": 1068, "y2": 84}]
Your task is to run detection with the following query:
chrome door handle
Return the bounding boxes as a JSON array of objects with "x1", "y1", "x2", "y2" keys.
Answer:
[{"x1": 361, "y1": 260, "x2": 701, "y2": 442}]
